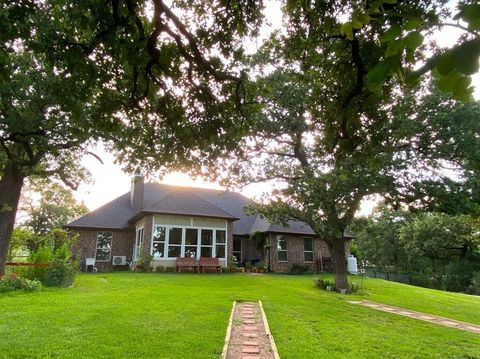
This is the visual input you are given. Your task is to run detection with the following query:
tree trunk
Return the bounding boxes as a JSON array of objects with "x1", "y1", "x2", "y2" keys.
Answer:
[
  {"x1": 328, "y1": 237, "x2": 348, "y2": 292},
  {"x1": 0, "y1": 161, "x2": 25, "y2": 277}
]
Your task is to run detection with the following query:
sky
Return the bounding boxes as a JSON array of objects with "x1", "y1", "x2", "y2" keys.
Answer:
[{"x1": 73, "y1": 1, "x2": 479, "y2": 216}]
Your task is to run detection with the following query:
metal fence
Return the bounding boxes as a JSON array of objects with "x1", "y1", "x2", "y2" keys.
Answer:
[{"x1": 363, "y1": 267, "x2": 412, "y2": 284}]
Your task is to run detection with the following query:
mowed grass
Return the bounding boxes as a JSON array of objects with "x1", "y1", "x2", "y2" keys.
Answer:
[{"x1": 0, "y1": 273, "x2": 479, "y2": 359}]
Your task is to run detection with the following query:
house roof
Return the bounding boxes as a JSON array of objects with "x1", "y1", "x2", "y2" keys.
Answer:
[{"x1": 66, "y1": 183, "x2": 351, "y2": 237}]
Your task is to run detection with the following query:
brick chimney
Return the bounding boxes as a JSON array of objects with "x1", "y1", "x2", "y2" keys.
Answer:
[{"x1": 130, "y1": 172, "x2": 144, "y2": 210}]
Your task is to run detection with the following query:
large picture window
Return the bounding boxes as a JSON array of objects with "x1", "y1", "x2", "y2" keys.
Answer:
[
  {"x1": 152, "y1": 226, "x2": 166, "y2": 259},
  {"x1": 96, "y1": 232, "x2": 113, "y2": 261},
  {"x1": 276, "y1": 235, "x2": 287, "y2": 262},
  {"x1": 150, "y1": 223, "x2": 228, "y2": 260},
  {"x1": 304, "y1": 238, "x2": 314, "y2": 262},
  {"x1": 168, "y1": 227, "x2": 183, "y2": 258},
  {"x1": 215, "y1": 230, "x2": 226, "y2": 259}
]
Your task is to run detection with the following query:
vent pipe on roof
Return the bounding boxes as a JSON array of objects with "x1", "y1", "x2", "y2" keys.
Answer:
[{"x1": 130, "y1": 172, "x2": 144, "y2": 210}]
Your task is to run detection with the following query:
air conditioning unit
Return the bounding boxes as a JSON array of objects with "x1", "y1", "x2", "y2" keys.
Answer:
[{"x1": 112, "y1": 256, "x2": 127, "y2": 266}]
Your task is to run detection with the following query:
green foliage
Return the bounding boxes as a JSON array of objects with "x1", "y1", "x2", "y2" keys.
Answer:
[
  {"x1": 354, "y1": 210, "x2": 480, "y2": 293},
  {"x1": 44, "y1": 257, "x2": 78, "y2": 287},
  {"x1": 20, "y1": 180, "x2": 89, "y2": 236},
  {"x1": 137, "y1": 249, "x2": 153, "y2": 272},
  {"x1": 0, "y1": 272, "x2": 42, "y2": 293},
  {"x1": 289, "y1": 264, "x2": 309, "y2": 275},
  {"x1": 314, "y1": 277, "x2": 335, "y2": 291},
  {"x1": 20, "y1": 235, "x2": 78, "y2": 287}
]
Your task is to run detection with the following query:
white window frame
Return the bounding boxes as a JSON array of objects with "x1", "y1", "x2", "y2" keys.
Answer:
[
  {"x1": 215, "y1": 229, "x2": 227, "y2": 259},
  {"x1": 304, "y1": 237, "x2": 314, "y2": 263},
  {"x1": 151, "y1": 225, "x2": 167, "y2": 259},
  {"x1": 167, "y1": 227, "x2": 184, "y2": 258},
  {"x1": 134, "y1": 227, "x2": 144, "y2": 261},
  {"x1": 150, "y1": 221, "x2": 228, "y2": 260},
  {"x1": 95, "y1": 231, "x2": 113, "y2": 262},
  {"x1": 276, "y1": 235, "x2": 288, "y2": 262}
]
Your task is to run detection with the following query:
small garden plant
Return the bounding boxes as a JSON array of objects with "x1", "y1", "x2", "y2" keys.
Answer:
[{"x1": 0, "y1": 272, "x2": 42, "y2": 293}]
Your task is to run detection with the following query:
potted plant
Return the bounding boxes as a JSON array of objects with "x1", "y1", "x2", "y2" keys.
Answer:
[
  {"x1": 255, "y1": 261, "x2": 265, "y2": 274},
  {"x1": 245, "y1": 261, "x2": 253, "y2": 273}
]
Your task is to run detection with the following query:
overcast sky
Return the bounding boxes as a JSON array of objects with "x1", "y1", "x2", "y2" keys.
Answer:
[{"x1": 73, "y1": 2, "x2": 480, "y2": 216}]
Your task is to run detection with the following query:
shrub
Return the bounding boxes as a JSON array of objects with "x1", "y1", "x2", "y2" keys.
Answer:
[
  {"x1": 289, "y1": 264, "x2": 309, "y2": 275},
  {"x1": 228, "y1": 255, "x2": 238, "y2": 272},
  {"x1": 44, "y1": 258, "x2": 78, "y2": 287},
  {"x1": 468, "y1": 271, "x2": 480, "y2": 295},
  {"x1": 314, "y1": 278, "x2": 335, "y2": 291},
  {"x1": 348, "y1": 281, "x2": 362, "y2": 294},
  {"x1": 138, "y1": 250, "x2": 153, "y2": 272},
  {"x1": 0, "y1": 273, "x2": 42, "y2": 293}
]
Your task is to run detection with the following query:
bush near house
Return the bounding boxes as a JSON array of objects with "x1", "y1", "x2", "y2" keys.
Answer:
[{"x1": 0, "y1": 272, "x2": 42, "y2": 293}]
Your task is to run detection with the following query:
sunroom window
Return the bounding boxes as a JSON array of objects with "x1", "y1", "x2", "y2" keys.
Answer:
[
  {"x1": 168, "y1": 227, "x2": 183, "y2": 258},
  {"x1": 215, "y1": 230, "x2": 226, "y2": 259},
  {"x1": 152, "y1": 226, "x2": 166, "y2": 259},
  {"x1": 201, "y1": 229, "x2": 213, "y2": 257},
  {"x1": 184, "y1": 228, "x2": 198, "y2": 258}
]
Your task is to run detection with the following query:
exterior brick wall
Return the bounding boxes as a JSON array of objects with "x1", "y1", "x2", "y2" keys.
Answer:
[
  {"x1": 141, "y1": 215, "x2": 154, "y2": 256},
  {"x1": 226, "y1": 221, "x2": 234, "y2": 266},
  {"x1": 72, "y1": 229, "x2": 134, "y2": 272},
  {"x1": 266, "y1": 234, "x2": 330, "y2": 272}
]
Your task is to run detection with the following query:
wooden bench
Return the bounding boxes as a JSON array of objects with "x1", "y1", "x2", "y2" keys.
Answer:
[
  {"x1": 176, "y1": 257, "x2": 199, "y2": 273},
  {"x1": 199, "y1": 257, "x2": 222, "y2": 274}
]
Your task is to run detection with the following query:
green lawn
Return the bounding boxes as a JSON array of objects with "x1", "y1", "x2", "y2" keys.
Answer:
[{"x1": 0, "y1": 273, "x2": 479, "y2": 359}]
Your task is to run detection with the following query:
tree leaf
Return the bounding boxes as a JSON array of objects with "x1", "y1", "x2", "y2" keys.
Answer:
[
  {"x1": 381, "y1": 25, "x2": 401, "y2": 43},
  {"x1": 340, "y1": 22, "x2": 354, "y2": 41},
  {"x1": 453, "y1": 41, "x2": 480, "y2": 75},
  {"x1": 436, "y1": 53, "x2": 455, "y2": 76},
  {"x1": 404, "y1": 18, "x2": 422, "y2": 30},
  {"x1": 403, "y1": 31, "x2": 423, "y2": 49}
]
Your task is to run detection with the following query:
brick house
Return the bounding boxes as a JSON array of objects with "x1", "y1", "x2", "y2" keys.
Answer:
[{"x1": 66, "y1": 175, "x2": 351, "y2": 272}]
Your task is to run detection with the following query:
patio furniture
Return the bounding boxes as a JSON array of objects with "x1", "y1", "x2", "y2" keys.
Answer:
[
  {"x1": 199, "y1": 257, "x2": 222, "y2": 274},
  {"x1": 176, "y1": 257, "x2": 199, "y2": 273}
]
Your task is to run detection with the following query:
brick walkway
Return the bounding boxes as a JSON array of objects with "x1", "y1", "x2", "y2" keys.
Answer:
[
  {"x1": 348, "y1": 300, "x2": 480, "y2": 334},
  {"x1": 223, "y1": 301, "x2": 279, "y2": 359}
]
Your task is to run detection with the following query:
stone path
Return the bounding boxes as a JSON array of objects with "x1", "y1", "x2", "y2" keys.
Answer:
[
  {"x1": 348, "y1": 300, "x2": 480, "y2": 334},
  {"x1": 222, "y1": 301, "x2": 280, "y2": 359}
]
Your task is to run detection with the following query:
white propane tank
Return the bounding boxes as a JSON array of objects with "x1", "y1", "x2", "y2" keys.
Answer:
[{"x1": 347, "y1": 255, "x2": 358, "y2": 274}]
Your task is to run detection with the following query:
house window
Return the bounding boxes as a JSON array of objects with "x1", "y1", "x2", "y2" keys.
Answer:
[
  {"x1": 215, "y1": 230, "x2": 226, "y2": 259},
  {"x1": 96, "y1": 232, "x2": 113, "y2": 261},
  {"x1": 168, "y1": 227, "x2": 183, "y2": 258},
  {"x1": 304, "y1": 238, "x2": 314, "y2": 262},
  {"x1": 277, "y1": 235, "x2": 287, "y2": 262},
  {"x1": 134, "y1": 227, "x2": 144, "y2": 260},
  {"x1": 201, "y1": 229, "x2": 213, "y2": 257},
  {"x1": 184, "y1": 228, "x2": 198, "y2": 258},
  {"x1": 233, "y1": 237, "x2": 242, "y2": 263},
  {"x1": 152, "y1": 226, "x2": 166, "y2": 258}
]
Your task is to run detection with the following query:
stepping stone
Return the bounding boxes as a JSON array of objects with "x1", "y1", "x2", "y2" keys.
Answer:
[
  {"x1": 242, "y1": 347, "x2": 260, "y2": 354},
  {"x1": 243, "y1": 314, "x2": 255, "y2": 319},
  {"x1": 243, "y1": 325, "x2": 258, "y2": 331},
  {"x1": 242, "y1": 356, "x2": 260, "y2": 359},
  {"x1": 242, "y1": 341, "x2": 259, "y2": 346},
  {"x1": 243, "y1": 320, "x2": 256, "y2": 324},
  {"x1": 244, "y1": 332, "x2": 258, "y2": 338}
]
